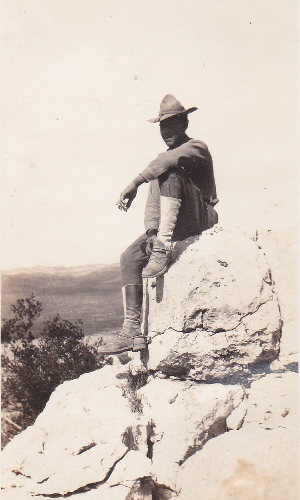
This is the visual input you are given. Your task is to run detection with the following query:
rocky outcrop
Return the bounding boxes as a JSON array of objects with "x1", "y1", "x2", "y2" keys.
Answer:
[
  {"x1": 244, "y1": 371, "x2": 298, "y2": 430},
  {"x1": 1, "y1": 365, "x2": 136, "y2": 496},
  {"x1": 1, "y1": 227, "x2": 298, "y2": 500},
  {"x1": 176, "y1": 427, "x2": 297, "y2": 500},
  {"x1": 147, "y1": 228, "x2": 282, "y2": 380},
  {"x1": 1, "y1": 363, "x2": 245, "y2": 498},
  {"x1": 176, "y1": 373, "x2": 298, "y2": 499},
  {"x1": 138, "y1": 379, "x2": 244, "y2": 489},
  {"x1": 256, "y1": 227, "x2": 298, "y2": 365}
]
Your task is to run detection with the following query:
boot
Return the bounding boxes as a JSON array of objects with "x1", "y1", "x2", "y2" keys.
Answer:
[
  {"x1": 142, "y1": 196, "x2": 181, "y2": 278},
  {"x1": 98, "y1": 284, "x2": 147, "y2": 355}
]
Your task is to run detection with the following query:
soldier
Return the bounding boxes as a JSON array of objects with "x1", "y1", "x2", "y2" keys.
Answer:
[{"x1": 99, "y1": 94, "x2": 218, "y2": 355}]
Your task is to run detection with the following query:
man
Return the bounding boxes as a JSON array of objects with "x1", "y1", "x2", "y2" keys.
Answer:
[{"x1": 99, "y1": 94, "x2": 218, "y2": 355}]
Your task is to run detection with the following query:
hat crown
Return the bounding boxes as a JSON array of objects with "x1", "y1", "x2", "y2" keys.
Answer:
[
  {"x1": 159, "y1": 94, "x2": 185, "y2": 116},
  {"x1": 148, "y1": 94, "x2": 197, "y2": 123}
]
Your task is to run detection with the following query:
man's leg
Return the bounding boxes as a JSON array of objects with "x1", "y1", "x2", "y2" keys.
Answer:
[
  {"x1": 99, "y1": 234, "x2": 150, "y2": 354},
  {"x1": 173, "y1": 168, "x2": 216, "y2": 239},
  {"x1": 157, "y1": 169, "x2": 182, "y2": 248},
  {"x1": 120, "y1": 233, "x2": 150, "y2": 286},
  {"x1": 142, "y1": 169, "x2": 182, "y2": 278}
]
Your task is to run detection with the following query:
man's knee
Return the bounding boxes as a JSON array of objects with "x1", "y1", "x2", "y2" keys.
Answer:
[
  {"x1": 120, "y1": 246, "x2": 132, "y2": 269},
  {"x1": 120, "y1": 234, "x2": 148, "y2": 270},
  {"x1": 159, "y1": 168, "x2": 182, "y2": 198},
  {"x1": 120, "y1": 235, "x2": 149, "y2": 286}
]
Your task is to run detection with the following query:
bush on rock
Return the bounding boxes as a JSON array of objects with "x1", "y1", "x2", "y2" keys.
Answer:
[{"x1": 1, "y1": 295, "x2": 111, "y2": 445}]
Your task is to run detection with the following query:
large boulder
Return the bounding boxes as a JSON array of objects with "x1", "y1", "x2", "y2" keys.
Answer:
[
  {"x1": 138, "y1": 378, "x2": 244, "y2": 488},
  {"x1": 1, "y1": 362, "x2": 138, "y2": 496},
  {"x1": 175, "y1": 428, "x2": 298, "y2": 500},
  {"x1": 256, "y1": 227, "x2": 298, "y2": 365},
  {"x1": 146, "y1": 228, "x2": 282, "y2": 380},
  {"x1": 244, "y1": 371, "x2": 298, "y2": 430},
  {"x1": 1, "y1": 364, "x2": 244, "y2": 499}
]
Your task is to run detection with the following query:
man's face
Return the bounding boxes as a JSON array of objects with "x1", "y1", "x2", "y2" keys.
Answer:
[{"x1": 160, "y1": 115, "x2": 187, "y2": 148}]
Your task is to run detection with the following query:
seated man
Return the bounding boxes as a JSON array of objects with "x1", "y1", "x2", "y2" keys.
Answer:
[{"x1": 99, "y1": 94, "x2": 218, "y2": 355}]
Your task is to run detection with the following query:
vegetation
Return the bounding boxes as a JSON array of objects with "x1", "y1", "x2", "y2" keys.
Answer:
[
  {"x1": 1, "y1": 294, "x2": 42, "y2": 343},
  {"x1": 122, "y1": 367, "x2": 149, "y2": 414},
  {"x1": 1, "y1": 294, "x2": 111, "y2": 446}
]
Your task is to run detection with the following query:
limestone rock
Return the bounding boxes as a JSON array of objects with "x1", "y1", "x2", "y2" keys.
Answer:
[
  {"x1": 1, "y1": 367, "x2": 244, "y2": 499},
  {"x1": 73, "y1": 484, "x2": 130, "y2": 500},
  {"x1": 147, "y1": 300, "x2": 281, "y2": 381},
  {"x1": 2, "y1": 226, "x2": 296, "y2": 500},
  {"x1": 0, "y1": 488, "x2": 38, "y2": 500},
  {"x1": 244, "y1": 371, "x2": 298, "y2": 430},
  {"x1": 226, "y1": 400, "x2": 247, "y2": 430},
  {"x1": 138, "y1": 378, "x2": 244, "y2": 488},
  {"x1": 256, "y1": 227, "x2": 298, "y2": 365},
  {"x1": 105, "y1": 450, "x2": 152, "y2": 487},
  {"x1": 146, "y1": 228, "x2": 282, "y2": 381},
  {"x1": 269, "y1": 359, "x2": 285, "y2": 372},
  {"x1": 148, "y1": 228, "x2": 276, "y2": 333},
  {"x1": 176, "y1": 428, "x2": 298, "y2": 500},
  {"x1": 1, "y1": 362, "x2": 137, "y2": 496}
]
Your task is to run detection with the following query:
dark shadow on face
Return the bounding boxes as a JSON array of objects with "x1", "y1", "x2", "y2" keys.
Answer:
[{"x1": 160, "y1": 115, "x2": 188, "y2": 149}]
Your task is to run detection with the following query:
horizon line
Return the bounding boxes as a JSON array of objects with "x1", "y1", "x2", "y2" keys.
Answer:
[{"x1": 1, "y1": 262, "x2": 120, "y2": 274}]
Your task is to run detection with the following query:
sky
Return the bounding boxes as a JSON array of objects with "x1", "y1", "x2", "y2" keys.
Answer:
[{"x1": 0, "y1": 0, "x2": 298, "y2": 269}]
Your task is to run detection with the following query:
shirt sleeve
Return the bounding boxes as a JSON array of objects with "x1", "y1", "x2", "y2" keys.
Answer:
[{"x1": 139, "y1": 140, "x2": 208, "y2": 182}]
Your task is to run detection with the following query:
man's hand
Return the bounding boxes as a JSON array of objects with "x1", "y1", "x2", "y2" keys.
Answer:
[
  {"x1": 116, "y1": 174, "x2": 146, "y2": 212},
  {"x1": 145, "y1": 234, "x2": 157, "y2": 255},
  {"x1": 117, "y1": 182, "x2": 137, "y2": 211}
]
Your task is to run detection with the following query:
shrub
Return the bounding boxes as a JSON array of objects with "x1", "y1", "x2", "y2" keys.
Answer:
[
  {"x1": 1, "y1": 293, "x2": 42, "y2": 342},
  {"x1": 1, "y1": 295, "x2": 111, "y2": 446}
]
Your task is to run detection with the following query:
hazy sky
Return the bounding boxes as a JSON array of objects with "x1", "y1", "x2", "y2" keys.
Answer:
[{"x1": 1, "y1": 0, "x2": 298, "y2": 269}]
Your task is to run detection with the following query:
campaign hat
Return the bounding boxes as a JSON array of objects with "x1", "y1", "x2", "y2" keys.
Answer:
[{"x1": 148, "y1": 94, "x2": 197, "y2": 123}]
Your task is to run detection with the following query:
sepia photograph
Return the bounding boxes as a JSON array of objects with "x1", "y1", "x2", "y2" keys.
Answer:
[{"x1": 1, "y1": 1, "x2": 298, "y2": 498}]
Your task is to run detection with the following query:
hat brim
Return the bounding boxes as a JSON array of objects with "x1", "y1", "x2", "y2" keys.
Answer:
[{"x1": 148, "y1": 107, "x2": 198, "y2": 124}]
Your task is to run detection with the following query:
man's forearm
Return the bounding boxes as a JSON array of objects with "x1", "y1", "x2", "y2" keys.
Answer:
[
  {"x1": 122, "y1": 174, "x2": 147, "y2": 196},
  {"x1": 130, "y1": 174, "x2": 147, "y2": 189},
  {"x1": 139, "y1": 140, "x2": 207, "y2": 182}
]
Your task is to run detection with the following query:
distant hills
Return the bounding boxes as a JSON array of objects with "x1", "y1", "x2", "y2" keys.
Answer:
[{"x1": 1, "y1": 264, "x2": 123, "y2": 337}]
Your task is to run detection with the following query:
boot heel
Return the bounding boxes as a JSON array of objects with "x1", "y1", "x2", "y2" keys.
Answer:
[{"x1": 132, "y1": 336, "x2": 148, "y2": 351}]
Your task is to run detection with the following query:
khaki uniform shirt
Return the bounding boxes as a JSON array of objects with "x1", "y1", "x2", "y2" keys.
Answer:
[{"x1": 141, "y1": 138, "x2": 218, "y2": 234}]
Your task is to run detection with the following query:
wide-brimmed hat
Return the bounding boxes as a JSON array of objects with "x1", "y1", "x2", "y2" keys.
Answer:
[{"x1": 148, "y1": 94, "x2": 198, "y2": 123}]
